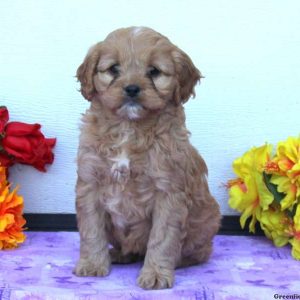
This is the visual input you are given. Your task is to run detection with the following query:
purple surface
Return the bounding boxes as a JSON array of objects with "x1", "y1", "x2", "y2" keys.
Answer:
[{"x1": 0, "y1": 232, "x2": 299, "y2": 299}]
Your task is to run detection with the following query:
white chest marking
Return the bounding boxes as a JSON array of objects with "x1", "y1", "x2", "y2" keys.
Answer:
[
  {"x1": 110, "y1": 150, "x2": 130, "y2": 181},
  {"x1": 111, "y1": 150, "x2": 129, "y2": 170}
]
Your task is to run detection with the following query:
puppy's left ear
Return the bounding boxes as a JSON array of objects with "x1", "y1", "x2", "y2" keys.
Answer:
[{"x1": 172, "y1": 47, "x2": 202, "y2": 104}]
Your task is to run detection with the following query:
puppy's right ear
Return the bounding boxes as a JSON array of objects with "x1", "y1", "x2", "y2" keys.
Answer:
[{"x1": 76, "y1": 43, "x2": 102, "y2": 101}]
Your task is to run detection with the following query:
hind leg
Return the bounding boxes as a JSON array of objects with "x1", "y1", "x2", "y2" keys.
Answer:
[
  {"x1": 178, "y1": 242, "x2": 212, "y2": 268},
  {"x1": 179, "y1": 197, "x2": 221, "y2": 268}
]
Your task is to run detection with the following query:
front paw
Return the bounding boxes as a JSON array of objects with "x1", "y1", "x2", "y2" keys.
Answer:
[
  {"x1": 137, "y1": 266, "x2": 174, "y2": 290},
  {"x1": 73, "y1": 258, "x2": 110, "y2": 277}
]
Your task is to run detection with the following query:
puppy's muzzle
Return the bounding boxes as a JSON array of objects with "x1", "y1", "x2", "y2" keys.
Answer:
[{"x1": 118, "y1": 84, "x2": 145, "y2": 120}]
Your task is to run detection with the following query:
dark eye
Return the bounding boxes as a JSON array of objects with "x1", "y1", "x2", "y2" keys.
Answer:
[
  {"x1": 108, "y1": 64, "x2": 120, "y2": 76},
  {"x1": 148, "y1": 66, "x2": 161, "y2": 78}
]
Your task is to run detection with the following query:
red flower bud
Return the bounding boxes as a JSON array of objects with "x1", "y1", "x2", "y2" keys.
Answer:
[
  {"x1": 1, "y1": 122, "x2": 56, "y2": 172},
  {"x1": 0, "y1": 152, "x2": 14, "y2": 168}
]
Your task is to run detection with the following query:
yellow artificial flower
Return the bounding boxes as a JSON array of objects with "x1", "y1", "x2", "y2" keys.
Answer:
[
  {"x1": 276, "y1": 137, "x2": 300, "y2": 183},
  {"x1": 290, "y1": 205, "x2": 300, "y2": 260},
  {"x1": 271, "y1": 175, "x2": 298, "y2": 210},
  {"x1": 259, "y1": 205, "x2": 291, "y2": 247},
  {"x1": 0, "y1": 166, "x2": 7, "y2": 193},
  {"x1": 0, "y1": 173, "x2": 26, "y2": 250},
  {"x1": 228, "y1": 144, "x2": 274, "y2": 233},
  {"x1": 265, "y1": 136, "x2": 300, "y2": 210},
  {"x1": 290, "y1": 239, "x2": 300, "y2": 260}
]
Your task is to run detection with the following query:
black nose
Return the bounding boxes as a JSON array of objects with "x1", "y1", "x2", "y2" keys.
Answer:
[{"x1": 124, "y1": 85, "x2": 140, "y2": 97}]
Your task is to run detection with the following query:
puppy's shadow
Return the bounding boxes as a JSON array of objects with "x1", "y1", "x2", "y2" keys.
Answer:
[{"x1": 110, "y1": 248, "x2": 144, "y2": 264}]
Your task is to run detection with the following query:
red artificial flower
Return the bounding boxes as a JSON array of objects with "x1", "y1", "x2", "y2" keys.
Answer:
[
  {"x1": 0, "y1": 106, "x2": 9, "y2": 133},
  {"x1": 0, "y1": 152, "x2": 14, "y2": 168},
  {"x1": 1, "y1": 122, "x2": 56, "y2": 172}
]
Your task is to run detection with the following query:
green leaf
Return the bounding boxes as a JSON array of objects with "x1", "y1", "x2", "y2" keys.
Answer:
[
  {"x1": 286, "y1": 196, "x2": 300, "y2": 218},
  {"x1": 263, "y1": 172, "x2": 286, "y2": 204},
  {"x1": 286, "y1": 204, "x2": 297, "y2": 218}
]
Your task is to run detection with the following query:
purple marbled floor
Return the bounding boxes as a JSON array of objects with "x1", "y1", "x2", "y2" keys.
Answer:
[{"x1": 0, "y1": 232, "x2": 299, "y2": 300}]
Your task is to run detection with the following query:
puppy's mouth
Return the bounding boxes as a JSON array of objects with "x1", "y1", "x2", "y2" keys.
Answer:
[{"x1": 116, "y1": 98, "x2": 146, "y2": 120}]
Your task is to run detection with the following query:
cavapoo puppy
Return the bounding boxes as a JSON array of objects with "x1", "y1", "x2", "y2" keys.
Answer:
[{"x1": 74, "y1": 26, "x2": 221, "y2": 289}]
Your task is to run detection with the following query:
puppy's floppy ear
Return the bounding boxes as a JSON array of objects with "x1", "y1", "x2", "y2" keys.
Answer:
[
  {"x1": 76, "y1": 43, "x2": 102, "y2": 101},
  {"x1": 172, "y1": 47, "x2": 202, "y2": 104}
]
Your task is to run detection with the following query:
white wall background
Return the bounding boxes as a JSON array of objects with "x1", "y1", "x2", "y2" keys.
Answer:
[{"x1": 0, "y1": 0, "x2": 299, "y2": 214}]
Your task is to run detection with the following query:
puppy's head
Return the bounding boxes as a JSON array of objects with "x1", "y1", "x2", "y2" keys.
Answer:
[{"x1": 77, "y1": 27, "x2": 201, "y2": 120}]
